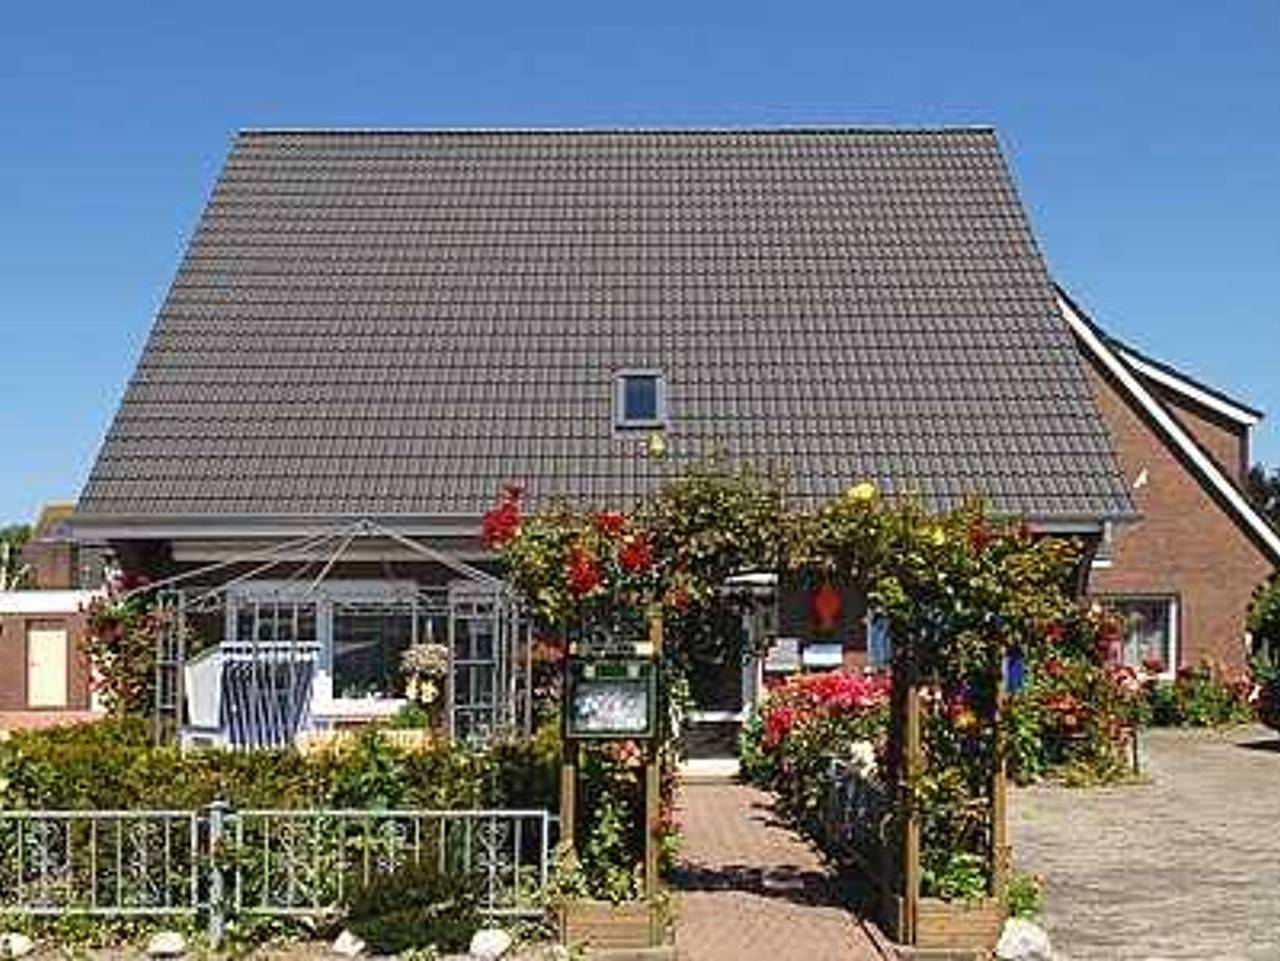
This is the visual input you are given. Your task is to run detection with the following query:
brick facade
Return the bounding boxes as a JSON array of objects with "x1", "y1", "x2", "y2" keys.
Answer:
[
  {"x1": 1083, "y1": 357, "x2": 1274, "y2": 671},
  {"x1": 0, "y1": 611, "x2": 95, "y2": 728}
]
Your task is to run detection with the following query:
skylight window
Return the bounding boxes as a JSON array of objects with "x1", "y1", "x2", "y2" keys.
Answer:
[{"x1": 615, "y1": 370, "x2": 667, "y2": 429}]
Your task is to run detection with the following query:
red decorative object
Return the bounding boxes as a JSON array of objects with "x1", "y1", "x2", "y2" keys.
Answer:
[{"x1": 812, "y1": 582, "x2": 843, "y2": 633}]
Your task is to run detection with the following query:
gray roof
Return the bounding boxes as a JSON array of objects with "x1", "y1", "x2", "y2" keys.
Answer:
[{"x1": 78, "y1": 127, "x2": 1134, "y2": 526}]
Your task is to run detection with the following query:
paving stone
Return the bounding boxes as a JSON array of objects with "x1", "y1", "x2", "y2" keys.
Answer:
[
  {"x1": 1011, "y1": 724, "x2": 1280, "y2": 961},
  {"x1": 672, "y1": 780, "x2": 881, "y2": 961}
]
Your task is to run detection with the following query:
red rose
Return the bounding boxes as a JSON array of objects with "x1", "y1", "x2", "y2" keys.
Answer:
[
  {"x1": 618, "y1": 536, "x2": 654, "y2": 573},
  {"x1": 594, "y1": 511, "x2": 628, "y2": 536},
  {"x1": 968, "y1": 520, "x2": 992, "y2": 552},
  {"x1": 566, "y1": 546, "x2": 602, "y2": 596},
  {"x1": 1044, "y1": 622, "x2": 1067, "y2": 644},
  {"x1": 482, "y1": 485, "x2": 523, "y2": 548}
]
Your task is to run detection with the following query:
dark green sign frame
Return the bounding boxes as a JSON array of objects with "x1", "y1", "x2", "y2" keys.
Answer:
[{"x1": 565, "y1": 657, "x2": 658, "y2": 740}]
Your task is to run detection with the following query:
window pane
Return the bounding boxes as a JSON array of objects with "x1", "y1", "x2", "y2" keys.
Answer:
[
  {"x1": 332, "y1": 604, "x2": 413, "y2": 698},
  {"x1": 623, "y1": 376, "x2": 658, "y2": 421},
  {"x1": 1114, "y1": 598, "x2": 1172, "y2": 670}
]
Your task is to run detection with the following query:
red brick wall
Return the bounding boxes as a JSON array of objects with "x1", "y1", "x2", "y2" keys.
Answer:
[
  {"x1": 0, "y1": 613, "x2": 94, "y2": 716},
  {"x1": 1146, "y1": 381, "x2": 1249, "y2": 484},
  {"x1": 1084, "y1": 359, "x2": 1274, "y2": 671}
]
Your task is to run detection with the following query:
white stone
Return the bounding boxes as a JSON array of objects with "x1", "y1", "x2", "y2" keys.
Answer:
[
  {"x1": 145, "y1": 931, "x2": 187, "y2": 958},
  {"x1": 996, "y1": 917, "x2": 1053, "y2": 961},
  {"x1": 0, "y1": 933, "x2": 33, "y2": 959},
  {"x1": 332, "y1": 929, "x2": 367, "y2": 957},
  {"x1": 468, "y1": 927, "x2": 513, "y2": 960}
]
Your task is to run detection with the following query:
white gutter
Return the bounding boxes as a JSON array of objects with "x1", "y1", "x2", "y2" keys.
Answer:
[
  {"x1": 0, "y1": 590, "x2": 102, "y2": 615},
  {"x1": 1058, "y1": 294, "x2": 1280, "y2": 562}
]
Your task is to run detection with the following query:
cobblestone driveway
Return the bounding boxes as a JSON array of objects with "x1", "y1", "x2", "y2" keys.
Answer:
[
  {"x1": 672, "y1": 780, "x2": 884, "y2": 961},
  {"x1": 1012, "y1": 724, "x2": 1280, "y2": 961}
]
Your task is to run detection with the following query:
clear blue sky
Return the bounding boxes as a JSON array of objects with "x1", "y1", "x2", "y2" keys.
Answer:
[{"x1": 2, "y1": 1, "x2": 1277, "y2": 523}]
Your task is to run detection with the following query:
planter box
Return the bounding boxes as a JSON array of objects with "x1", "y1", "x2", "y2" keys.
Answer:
[
  {"x1": 561, "y1": 898, "x2": 659, "y2": 950},
  {"x1": 915, "y1": 897, "x2": 1004, "y2": 951}
]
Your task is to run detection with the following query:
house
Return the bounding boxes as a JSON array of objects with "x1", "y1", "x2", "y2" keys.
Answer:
[
  {"x1": 67, "y1": 127, "x2": 1268, "y2": 748},
  {"x1": 1059, "y1": 288, "x2": 1279, "y2": 675},
  {"x1": 0, "y1": 504, "x2": 107, "y2": 730}
]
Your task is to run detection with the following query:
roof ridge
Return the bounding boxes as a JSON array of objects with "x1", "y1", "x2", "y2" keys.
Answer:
[{"x1": 236, "y1": 124, "x2": 997, "y2": 137}]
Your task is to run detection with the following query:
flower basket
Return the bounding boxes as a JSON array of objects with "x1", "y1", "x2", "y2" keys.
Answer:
[{"x1": 560, "y1": 897, "x2": 662, "y2": 950}]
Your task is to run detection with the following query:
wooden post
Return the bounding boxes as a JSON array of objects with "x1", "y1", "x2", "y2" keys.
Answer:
[
  {"x1": 644, "y1": 616, "x2": 663, "y2": 905},
  {"x1": 902, "y1": 673, "x2": 922, "y2": 945},
  {"x1": 990, "y1": 668, "x2": 1009, "y2": 901}
]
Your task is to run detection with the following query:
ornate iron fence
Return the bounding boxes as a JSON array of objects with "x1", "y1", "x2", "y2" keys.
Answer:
[{"x1": 0, "y1": 805, "x2": 554, "y2": 945}]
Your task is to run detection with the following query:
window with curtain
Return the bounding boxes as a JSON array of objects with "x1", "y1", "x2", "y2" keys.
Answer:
[{"x1": 1110, "y1": 596, "x2": 1177, "y2": 673}]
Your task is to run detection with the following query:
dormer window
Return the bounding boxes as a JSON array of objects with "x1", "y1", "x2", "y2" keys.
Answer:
[{"x1": 615, "y1": 370, "x2": 667, "y2": 429}]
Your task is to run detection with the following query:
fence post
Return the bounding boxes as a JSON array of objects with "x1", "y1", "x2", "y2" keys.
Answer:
[{"x1": 207, "y1": 800, "x2": 229, "y2": 948}]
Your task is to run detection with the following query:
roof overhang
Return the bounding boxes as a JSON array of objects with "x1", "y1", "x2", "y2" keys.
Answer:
[
  {"x1": 1056, "y1": 288, "x2": 1280, "y2": 564},
  {"x1": 1114, "y1": 347, "x2": 1263, "y2": 426}
]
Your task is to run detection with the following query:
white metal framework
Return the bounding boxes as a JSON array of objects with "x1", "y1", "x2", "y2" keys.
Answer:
[{"x1": 145, "y1": 520, "x2": 532, "y2": 748}]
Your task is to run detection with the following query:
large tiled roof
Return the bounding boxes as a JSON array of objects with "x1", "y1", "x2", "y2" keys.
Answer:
[{"x1": 78, "y1": 127, "x2": 1134, "y2": 524}]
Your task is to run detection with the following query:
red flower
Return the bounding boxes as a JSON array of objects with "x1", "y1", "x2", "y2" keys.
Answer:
[
  {"x1": 1042, "y1": 657, "x2": 1067, "y2": 679},
  {"x1": 665, "y1": 584, "x2": 692, "y2": 611},
  {"x1": 618, "y1": 536, "x2": 654, "y2": 573},
  {"x1": 1044, "y1": 622, "x2": 1067, "y2": 644},
  {"x1": 566, "y1": 546, "x2": 602, "y2": 596},
  {"x1": 968, "y1": 520, "x2": 992, "y2": 552},
  {"x1": 1139, "y1": 655, "x2": 1163, "y2": 675},
  {"x1": 594, "y1": 511, "x2": 628, "y2": 536},
  {"x1": 482, "y1": 485, "x2": 523, "y2": 548}
]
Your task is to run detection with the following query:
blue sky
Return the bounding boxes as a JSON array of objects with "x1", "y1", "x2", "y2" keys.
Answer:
[{"x1": 1, "y1": 1, "x2": 1277, "y2": 523}]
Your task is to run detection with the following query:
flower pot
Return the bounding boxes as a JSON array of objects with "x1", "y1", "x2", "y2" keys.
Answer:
[{"x1": 560, "y1": 897, "x2": 660, "y2": 950}]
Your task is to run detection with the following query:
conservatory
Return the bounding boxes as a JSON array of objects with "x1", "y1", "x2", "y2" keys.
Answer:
[{"x1": 141, "y1": 520, "x2": 533, "y2": 748}]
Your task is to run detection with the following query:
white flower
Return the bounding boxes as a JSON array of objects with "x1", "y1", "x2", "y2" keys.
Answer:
[{"x1": 846, "y1": 740, "x2": 878, "y2": 778}]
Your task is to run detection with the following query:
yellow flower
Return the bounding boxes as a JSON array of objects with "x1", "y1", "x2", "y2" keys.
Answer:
[
  {"x1": 926, "y1": 526, "x2": 947, "y2": 547},
  {"x1": 645, "y1": 431, "x2": 668, "y2": 460},
  {"x1": 846, "y1": 481, "x2": 877, "y2": 503}
]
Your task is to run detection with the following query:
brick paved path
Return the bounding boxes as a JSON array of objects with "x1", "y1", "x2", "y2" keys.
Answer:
[
  {"x1": 1012, "y1": 724, "x2": 1280, "y2": 960},
  {"x1": 672, "y1": 780, "x2": 884, "y2": 961}
]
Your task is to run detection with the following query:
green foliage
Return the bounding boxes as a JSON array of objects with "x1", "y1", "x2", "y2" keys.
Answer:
[
  {"x1": 0, "y1": 523, "x2": 30, "y2": 590},
  {"x1": 922, "y1": 851, "x2": 988, "y2": 903},
  {"x1": 1006, "y1": 872, "x2": 1044, "y2": 919},
  {"x1": 83, "y1": 587, "x2": 162, "y2": 718},
  {"x1": 1246, "y1": 463, "x2": 1280, "y2": 529},
  {"x1": 342, "y1": 860, "x2": 481, "y2": 954},
  {"x1": 1250, "y1": 574, "x2": 1280, "y2": 732},
  {"x1": 0, "y1": 718, "x2": 557, "y2": 811},
  {"x1": 1143, "y1": 661, "x2": 1255, "y2": 728}
]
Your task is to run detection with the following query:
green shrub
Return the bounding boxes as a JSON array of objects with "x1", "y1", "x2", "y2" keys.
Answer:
[
  {"x1": 0, "y1": 718, "x2": 558, "y2": 812},
  {"x1": 1143, "y1": 661, "x2": 1254, "y2": 728},
  {"x1": 1006, "y1": 872, "x2": 1044, "y2": 919},
  {"x1": 1249, "y1": 575, "x2": 1280, "y2": 732},
  {"x1": 342, "y1": 860, "x2": 482, "y2": 954}
]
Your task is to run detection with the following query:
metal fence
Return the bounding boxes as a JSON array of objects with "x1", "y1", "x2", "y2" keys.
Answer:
[
  {"x1": 0, "y1": 805, "x2": 554, "y2": 945},
  {"x1": 822, "y1": 757, "x2": 893, "y2": 885}
]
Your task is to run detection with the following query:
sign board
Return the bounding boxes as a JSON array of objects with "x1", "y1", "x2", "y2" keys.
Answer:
[
  {"x1": 763, "y1": 636, "x2": 802, "y2": 674},
  {"x1": 566, "y1": 658, "x2": 657, "y2": 739},
  {"x1": 802, "y1": 642, "x2": 844, "y2": 668}
]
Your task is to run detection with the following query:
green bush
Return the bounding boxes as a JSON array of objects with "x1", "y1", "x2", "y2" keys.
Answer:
[
  {"x1": 1249, "y1": 575, "x2": 1280, "y2": 732},
  {"x1": 1143, "y1": 661, "x2": 1254, "y2": 728},
  {"x1": 342, "y1": 860, "x2": 482, "y2": 954},
  {"x1": 0, "y1": 718, "x2": 558, "y2": 812}
]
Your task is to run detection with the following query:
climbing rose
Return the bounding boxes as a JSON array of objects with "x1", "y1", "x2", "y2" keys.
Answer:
[
  {"x1": 482, "y1": 485, "x2": 523, "y2": 547},
  {"x1": 618, "y1": 536, "x2": 654, "y2": 573},
  {"x1": 566, "y1": 546, "x2": 602, "y2": 596},
  {"x1": 594, "y1": 511, "x2": 628, "y2": 536}
]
